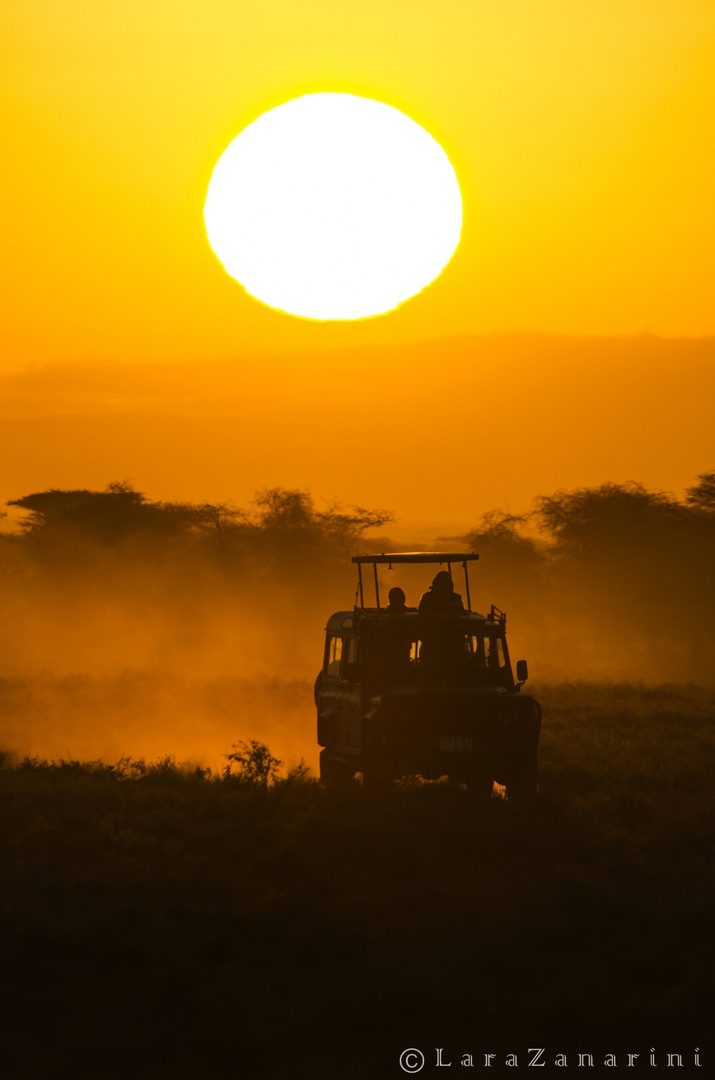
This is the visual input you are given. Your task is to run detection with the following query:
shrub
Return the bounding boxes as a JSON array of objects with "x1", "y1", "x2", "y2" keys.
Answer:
[{"x1": 224, "y1": 740, "x2": 282, "y2": 786}]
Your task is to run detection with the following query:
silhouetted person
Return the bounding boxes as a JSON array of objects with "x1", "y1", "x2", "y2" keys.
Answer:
[
  {"x1": 376, "y1": 587, "x2": 412, "y2": 681},
  {"x1": 418, "y1": 571, "x2": 465, "y2": 668},
  {"x1": 418, "y1": 570, "x2": 465, "y2": 615},
  {"x1": 386, "y1": 586, "x2": 408, "y2": 615}
]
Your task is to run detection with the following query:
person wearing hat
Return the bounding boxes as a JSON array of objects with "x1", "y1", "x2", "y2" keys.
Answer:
[
  {"x1": 417, "y1": 570, "x2": 465, "y2": 667},
  {"x1": 417, "y1": 570, "x2": 465, "y2": 615}
]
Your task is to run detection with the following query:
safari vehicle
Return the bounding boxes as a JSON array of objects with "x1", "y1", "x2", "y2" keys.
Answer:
[{"x1": 316, "y1": 553, "x2": 541, "y2": 800}]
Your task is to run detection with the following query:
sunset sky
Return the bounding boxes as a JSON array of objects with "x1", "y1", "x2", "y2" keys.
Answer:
[{"x1": 3, "y1": 0, "x2": 714, "y2": 534}]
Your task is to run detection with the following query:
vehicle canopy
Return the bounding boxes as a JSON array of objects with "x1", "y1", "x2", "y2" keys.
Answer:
[
  {"x1": 352, "y1": 552, "x2": 479, "y2": 612},
  {"x1": 325, "y1": 550, "x2": 514, "y2": 695}
]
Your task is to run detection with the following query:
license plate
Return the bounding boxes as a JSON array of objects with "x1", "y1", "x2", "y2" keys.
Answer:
[{"x1": 440, "y1": 736, "x2": 474, "y2": 753}]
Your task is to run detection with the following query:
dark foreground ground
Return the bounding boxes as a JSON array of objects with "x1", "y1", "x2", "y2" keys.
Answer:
[{"x1": 0, "y1": 682, "x2": 713, "y2": 1079}]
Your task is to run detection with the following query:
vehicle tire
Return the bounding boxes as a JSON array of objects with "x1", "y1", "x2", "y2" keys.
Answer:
[
  {"x1": 361, "y1": 755, "x2": 394, "y2": 795},
  {"x1": 505, "y1": 751, "x2": 538, "y2": 805},
  {"x1": 320, "y1": 749, "x2": 354, "y2": 790},
  {"x1": 466, "y1": 771, "x2": 494, "y2": 802}
]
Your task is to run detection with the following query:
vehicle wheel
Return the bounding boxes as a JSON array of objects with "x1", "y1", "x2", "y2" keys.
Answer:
[
  {"x1": 505, "y1": 752, "x2": 538, "y2": 805},
  {"x1": 320, "y1": 749, "x2": 354, "y2": 790},
  {"x1": 466, "y1": 771, "x2": 494, "y2": 802},
  {"x1": 361, "y1": 756, "x2": 394, "y2": 795}
]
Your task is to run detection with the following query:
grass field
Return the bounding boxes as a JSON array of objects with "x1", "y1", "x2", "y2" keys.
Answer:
[{"x1": 0, "y1": 681, "x2": 713, "y2": 1078}]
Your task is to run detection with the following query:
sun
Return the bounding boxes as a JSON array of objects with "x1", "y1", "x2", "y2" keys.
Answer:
[{"x1": 204, "y1": 93, "x2": 462, "y2": 321}]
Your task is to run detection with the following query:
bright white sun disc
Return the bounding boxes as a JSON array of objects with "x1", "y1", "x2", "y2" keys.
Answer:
[{"x1": 204, "y1": 93, "x2": 462, "y2": 320}]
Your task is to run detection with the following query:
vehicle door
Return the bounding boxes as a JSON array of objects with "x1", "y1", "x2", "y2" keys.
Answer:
[{"x1": 321, "y1": 634, "x2": 361, "y2": 751}]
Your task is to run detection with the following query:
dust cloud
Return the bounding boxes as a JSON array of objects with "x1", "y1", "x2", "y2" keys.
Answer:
[
  {"x1": 0, "y1": 672, "x2": 316, "y2": 775},
  {"x1": 0, "y1": 487, "x2": 392, "y2": 769},
  {"x1": 2, "y1": 475, "x2": 714, "y2": 766}
]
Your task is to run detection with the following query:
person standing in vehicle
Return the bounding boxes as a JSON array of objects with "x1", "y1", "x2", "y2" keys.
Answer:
[
  {"x1": 417, "y1": 570, "x2": 464, "y2": 615},
  {"x1": 418, "y1": 570, "x2": 465, "y2": 666}
]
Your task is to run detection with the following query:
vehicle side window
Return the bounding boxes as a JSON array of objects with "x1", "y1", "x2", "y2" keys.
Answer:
[
  {"x1": 485, "y1": 636, "x2": 506, "y2": 669},
  {"x1": 326, "y1": 636, "x2": 343, "y2": 678},
  {"x1": 341, "y1": 636, "x2": 359, "y2": 681},
  {"x1": 344, "y1": 637, "x2": 358, "y2": 666},
  {"x1": 469, "y1": 635, "x2": 506, "y2": 668}
]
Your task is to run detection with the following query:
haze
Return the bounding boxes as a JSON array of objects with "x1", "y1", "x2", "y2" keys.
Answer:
[{"x1": 2, "y1": 1, "x2": 714, "y2": 767}]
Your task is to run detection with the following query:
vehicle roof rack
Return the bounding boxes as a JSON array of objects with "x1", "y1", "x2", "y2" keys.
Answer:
[
  {"x1": 352, "y1": 552, "x2": 479, "y2": 612},
  {"x1": 352, "y1": 552, "x2": 479, "y2": 565}
]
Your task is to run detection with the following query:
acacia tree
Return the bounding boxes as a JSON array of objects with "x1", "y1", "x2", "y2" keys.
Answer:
[
  {"x1": 7, "y1": 482, "x2": 221, "y2": 546},
  {"x1": 462, "y1": 509, "x2": 548, "y2": 627},
  {"x1": 685, "y1": 471, "x2": 715, "y2": 512},
  {"x1": 535, "y1": 482, "x2": 684, "y2": 556},
  {"x1": 5, "y1": 482, "x2": 392, "y2": 587},
  {"x1": 234, "y1": 487, "x2": 393, "y2": 592},
  {"x1": 534, "y1": 481, "x2": 715, "y2": 675}
]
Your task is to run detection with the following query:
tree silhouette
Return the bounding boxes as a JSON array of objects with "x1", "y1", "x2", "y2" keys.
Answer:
[
  {"x1": 685, "y1": 471, "x2": 715, "y2": 512},
  {"x1": 6, "y1": 482, "x2": 392, "y2": 570},
  {"x1": 7, "y1": 482, "x2": 208, "y2": 545},
  {"x1": 4, "y1": 475, "x2": 715, "y2": 681}
]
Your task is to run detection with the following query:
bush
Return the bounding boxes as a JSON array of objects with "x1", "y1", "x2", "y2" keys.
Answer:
[{"x1": 224, "y1": 739, "x2": 283, "y2": 786}]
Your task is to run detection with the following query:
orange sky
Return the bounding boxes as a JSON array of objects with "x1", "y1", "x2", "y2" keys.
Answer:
[
  {"x1": 3, "y1": 335, "x2": 714, "y2": 538},
  {"x1": 2, "y1": 1, "x2": 714, "y2": 529}
]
